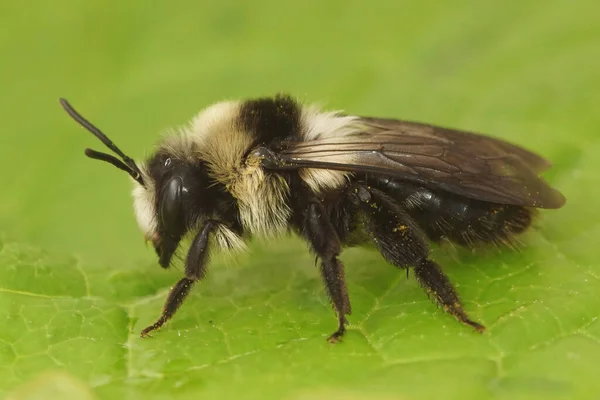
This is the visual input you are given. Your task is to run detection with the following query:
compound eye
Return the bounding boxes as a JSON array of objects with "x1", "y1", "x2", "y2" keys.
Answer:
[{"x1": 160, "y1": 177, "x2": 185, "y2": 236}]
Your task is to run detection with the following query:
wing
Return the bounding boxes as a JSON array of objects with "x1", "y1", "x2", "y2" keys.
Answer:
[{"x1": 268, "y1": 117, "x2": 565, "y2": 209}]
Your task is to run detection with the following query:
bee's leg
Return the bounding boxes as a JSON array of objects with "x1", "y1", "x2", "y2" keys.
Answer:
[
  {"x1": 413, "y1": 260, "x2": 485, "y2": 332},
  {"x1": 305, "y1": 202, "x2": 352, "y2": 343},
  {"x1": 355, "y1": 185, "x2": 485, "y2": 332},
  {"x1": 140, "y1": 220, "x2": 217, "y2": 337}
]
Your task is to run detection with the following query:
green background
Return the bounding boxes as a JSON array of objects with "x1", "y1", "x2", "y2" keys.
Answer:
[{"x1": 1, "y1": 0, "x2": 599, "y2": 399}]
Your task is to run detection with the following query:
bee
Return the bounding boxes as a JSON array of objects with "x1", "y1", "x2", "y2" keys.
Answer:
[{"x1": 59, "y1": 95, "x2": 565, "y2": 342}]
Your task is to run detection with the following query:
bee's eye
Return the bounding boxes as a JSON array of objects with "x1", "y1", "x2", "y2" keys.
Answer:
[
  {"x1": 160, "y1": 177, "x2": 184, "y2": 236},
  {"x1": 164, "y1": 157, "x2": 172, "y2": 167}
]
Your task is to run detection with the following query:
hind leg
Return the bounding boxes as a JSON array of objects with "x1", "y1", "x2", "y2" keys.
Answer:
[{"x1": 353, "y1": 185, "x2": 485, "y2": 332}]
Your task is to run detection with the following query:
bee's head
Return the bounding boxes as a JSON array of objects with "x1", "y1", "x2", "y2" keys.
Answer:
[
  {"x1": 135, "y1": 148, "x2": 216, "y2": 267},
  {"x1": 60, "y1": 98, "x2": 212, "y2": 267}
]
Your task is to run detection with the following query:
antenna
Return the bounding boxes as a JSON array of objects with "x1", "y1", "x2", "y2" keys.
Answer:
[{"x1": 59, "y1": 98, "x2": 145, "y2": 186}]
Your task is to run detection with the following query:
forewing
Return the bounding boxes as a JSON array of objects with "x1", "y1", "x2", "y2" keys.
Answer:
[{"x1": 276, "y1": 117, "x2": 565, "y2": 208}]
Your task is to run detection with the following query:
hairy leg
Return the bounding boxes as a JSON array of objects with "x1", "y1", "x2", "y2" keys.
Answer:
[
  {"x1": 354, "y1": 185, "x2": 484, "y2": 332},
  {"x1": 141, "y1": 220, "x2": 217, "y2": 337},
  {"x1": 305, "y1": 202, "x2": 352, "y2": 343}
]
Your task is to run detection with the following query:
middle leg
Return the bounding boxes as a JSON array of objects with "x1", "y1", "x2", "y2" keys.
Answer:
[{"x1": 304, "y1": 202, "x2": 352, "y2": 343}]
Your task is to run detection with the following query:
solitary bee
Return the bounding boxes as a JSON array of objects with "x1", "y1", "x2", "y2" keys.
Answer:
[{"x1": 60, "y1": 95, "x2": 565, "y2": 342}]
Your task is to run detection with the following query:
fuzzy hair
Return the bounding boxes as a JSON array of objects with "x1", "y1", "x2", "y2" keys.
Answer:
[
  {"x1": 132, "y1": 98, "x2": 363, "y2": 248},
  {"x1": 147, "y1": 101, "x2": 292, "y2": 240},
  {"x1": 297, "y1": 104, "x2": 360, "y2": 193},
  {"x1": 186, "y1": 101, "x2": 292, "y2": 237},
  {"x1": 132, "y1": 170, "x2": 158, "y2": 242}
]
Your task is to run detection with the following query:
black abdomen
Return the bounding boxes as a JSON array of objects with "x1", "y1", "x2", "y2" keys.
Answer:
[{"x1": 372, "y1": 177, "x2": 533, "y2": 247}]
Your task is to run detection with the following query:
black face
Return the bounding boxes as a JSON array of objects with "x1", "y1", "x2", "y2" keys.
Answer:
[
  {"x1": 147, "y1": 151, "x2": 239, "y2": 267},
  {"x1": 147, "y1": 153, "x2": 200, "y2": 266}
]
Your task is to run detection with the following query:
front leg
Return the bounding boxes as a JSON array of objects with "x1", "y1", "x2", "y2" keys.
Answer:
[
  {"x1": 141, "y1": 220, "x2": 217, "y2": 337},
  {"x1": 305, "y1": 202, "x2": 352, "y2": 343}
]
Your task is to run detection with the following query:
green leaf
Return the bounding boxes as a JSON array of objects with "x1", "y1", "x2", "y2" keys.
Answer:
[{"x1": 1, "y1": 0, "x2": 599, "y2": 399}]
